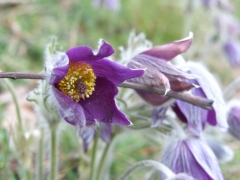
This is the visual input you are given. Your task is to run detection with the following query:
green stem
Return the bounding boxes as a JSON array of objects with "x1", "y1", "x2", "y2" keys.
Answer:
[
  {"x1": 95, "y1": 141, "x2": 111, "y2": 180},
  {"x1": 89, "y1": 131, "x2": 99, "y2": 180},
  {"x1": 4, "y1": 79, "x2": 23, "y2": 133},
  {"x1": 50, "y1": 126, "x2": 58, "y2": 180},
  {"x1": 26, "y1": 169, "x2": 31, "y2": 180},
  {"x1": 37, "y1": 128, "x2": 44, "y2": 180}
]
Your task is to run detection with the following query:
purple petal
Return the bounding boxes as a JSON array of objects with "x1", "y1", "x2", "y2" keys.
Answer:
[
  {"x1": 151, "y1": 106, "x2": 168, "y2": 127},
  {"x1": 206, "y1": 139, "x2": 234, "y2": 163},
  {"x1": 175, "y1": 88, "x2": 208, "y2": 136},
  {"x1": 168, "y1": 78, "x2": 195, "y2": 91},
  {"x1": 228, "y1": 106, "x2": 240, "y2": 140},
  {"x1": 104, "y1": 0, "x2": 120, "y2": 11},
  {"x1": 79, "y1": 127, "x2": 95, "y2": 153},
  {"x1": 186, "y1": 138, "x2": 224, "y2": 180},
  {"x1": 171, "y1": 103, "x2": 187, "y2": 123},
  {"x1": 80, "y1": 77, "x2": 131, "y2": 126},
  {"x1": 128, "y1": 61, "x2": 170, "y2": 91},
  {"x1": 50, "y1": 65, "x2": 69, "y2": 84},
  {"x1": 140, "y1": 32, "x2": 193, "y2": 61},
  {"x1": 136, "y1": 90, "x2": 170, "y2": 106},
  {"x1": 133, "y1": 54, "x2": 196, "y2": 80},
  {"x1": 66, "y1": 40, "x2": 114, "y2": 63},
  {"x1": 89, "y1": 59, "x2": 144, "y2": 85},
  {"x1": 51, "y1": 87, "x2": 87, "y2": 127},
  {"x1": 223, "y1": 39, "x2": 240, "y2": 67},
  {"x1": 187, "y1": 62, "x2": 228, "y2": 129},
  {"x1": 100, "y1": 123, "x2": 112, "y2": 143},
  {"x1": 161, "y1": 137, "x2": 224, "y2": 180}
]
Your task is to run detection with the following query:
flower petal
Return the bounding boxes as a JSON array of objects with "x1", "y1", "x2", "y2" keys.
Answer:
[
  {"x1": 140, "y1": 32, "x2": 193, "y2": 61},
  {"x1": 89, "y1": 59, "x2": 144, "y2": 85},
  {"x1": 206, "y1": 139, "x2": 234, "y2": 163},
  {"x1": 186, "y1": 138, "x2": 224, "y2": 180},
  {"x1": 80, "y1": 77, "x2": 131, "y2": 126},
  {"x1": 151, "y1": 106, "x2": 168, "y2": 127},
  {"x1": 133, "y1": 54, "x2": 197, "y2": 80},
  {"x1": 223, "y1": 39, "x2": 240, "y2": 66},
  {"x1": 51, "y1": 87, "x2": 87, "y2": 127},
  {"x1": 161, "y1": 137, "x2": 224, "y2": 180},
  {"x1": 136, "y1": 90, "x2": 170, "y2": 106},
  {"x1": 66, "y1": 40, "x2": 114, "y2": 63},
  {"x1": 79, "y1": 127, "x2": 95, "y2": 153},
  {"x1": 50, "y1": 65, "x2": 69, "y2": 85},
  {"x1": 100, "y1": 123, "x2": 112, "y2": 143},
  {"x1": 175, "y1": 88, "x2": 208, "y2": 136},
  {"x1": 128, "y1": 60, "x2": 170, "y2": 91},
  {"x1": 186, "y1": 62, "x2": 227, "y2": 129}
]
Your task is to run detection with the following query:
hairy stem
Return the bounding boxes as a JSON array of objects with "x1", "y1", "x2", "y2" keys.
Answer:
[
  {"x1": 3, "y1": 79, "x2": 23, "y2": 133},
  {"x1": 37, "y1": 128, "x2": 44, "y2": 180},
  {"x1": 89, "y1": 131, "x2": 99, "y2": 180},
  {"x1": 224, "y1": 76, "x2": 240, "y2": 100},
  {"x1": 50, "y1": 126, "x2": 58, "y2": 180},
  {"x1": 117, "y1": 160, "x2": 175, "y2": 180}
]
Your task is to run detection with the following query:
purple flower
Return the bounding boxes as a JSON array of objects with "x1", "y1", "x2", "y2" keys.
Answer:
[
  {"x1": 223, "y1": 39, "x2": 240, "y2": 67},
  {"x1": 173, "y1": 62, "x2": 227, "y2": 136},
  {"x1": 202, "y1": 0, "x2": 233, "y2": 10},
  {"x1": 161, "y1": 137, "x2": 224, "y2": 180},
  {"x1": 48, "y1": 40, "x2": 144, "y2": 129},
  {"x1": 127, "y1": 33, "x2": 196, "y2": 106},
  {"x1": 92, "y1": 0, "x2": 121, "y2": 11},
  {"x1": 227, "y1": 105, "x2": 240, "y2": 140}
]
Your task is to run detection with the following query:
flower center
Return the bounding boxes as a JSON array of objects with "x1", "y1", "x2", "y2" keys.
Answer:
[{"x1": 58, "y1": 62, "x2": 96, "y2": 102}]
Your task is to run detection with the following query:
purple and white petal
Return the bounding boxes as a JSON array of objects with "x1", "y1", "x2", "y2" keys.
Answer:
[
  {"x1": 206, "y1": 139, "x2": 234, "y2": 163},
  {"x1": 100, "y1": 123, "x2": 112, "y2": 143},
  {"x1": 186, "y1": 62, "x2": 228, "y2": 129},
  {"x1": 227, "y1": 104, "x2": 240, "y2": 140},
  {"x1": 79, "y1": 126, "x2": 96, "y2": 153},
  {"x1": 175, "y1": 87, "x2": 209, "y2": 136},
  {"x1": 133, "y1": 54, "x2": 197, "y2": 80},
  {"x1": 128, "y1": 61, "x2": 170, "y2": 91},
  {"x1": 151, "y1": 106, "x2": 168, "y2": 127},
  {"x1": 161, "y1": 137, "x2": 224, "y2": 180},
  {"x1": 223, "y1": 39, "x2": 240, "y2": 66},
  {"x1": 51, "y1": 87, "x2": 87, "y2": 127}
]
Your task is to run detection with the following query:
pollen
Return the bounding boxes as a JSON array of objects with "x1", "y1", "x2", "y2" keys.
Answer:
[{"x1": 58, "y1": 62, "x2": 96, "y2": 102}]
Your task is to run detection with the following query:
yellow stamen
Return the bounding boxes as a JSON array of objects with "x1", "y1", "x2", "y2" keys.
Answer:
[{"x1": 58, "y1": 62, "x2": 96, "y2": 102}]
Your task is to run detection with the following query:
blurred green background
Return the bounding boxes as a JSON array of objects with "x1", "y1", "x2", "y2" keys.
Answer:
[{"x1": 0, "y1": 0, "x2": 240, "y2": 179}]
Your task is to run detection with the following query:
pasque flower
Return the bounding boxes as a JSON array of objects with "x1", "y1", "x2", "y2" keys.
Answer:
[
  {"x1": 127, "y1": 32, "x2": 197, "y2": 106},
  {"x1": 172, "y1": 62, "x2": 227, "y2": 136},
  {"x1": 161, "y1": 137, "x2": 224, "y2": 180},
  {"x1": 227, "y1": 103, "x2": 240, "y2": 140},
  {"x1": 47, "y1": 40, "x2": 144, "y2": 129},
  {"x1": 223, "y1": 39, "x2": 240, "y2": 67},
  {"x1": 92, "y1": 0, "x2": 121, "y2": 11}
]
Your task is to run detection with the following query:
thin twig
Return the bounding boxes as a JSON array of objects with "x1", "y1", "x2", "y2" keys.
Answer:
[
  {"x1": 0, "y1": 72, "x2": 45, "y2": 80},
  {"x1": 0, "y1": 72, "x2": 213, "y2": 110},
  {"x1": 119, "y1": 81, "x2": 213, "y2": 110}
]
